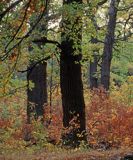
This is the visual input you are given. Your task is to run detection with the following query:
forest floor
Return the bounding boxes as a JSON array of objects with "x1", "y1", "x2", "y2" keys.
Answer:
[{"x1": 0, "y1": 147, "x2": 133, "y2": 160}]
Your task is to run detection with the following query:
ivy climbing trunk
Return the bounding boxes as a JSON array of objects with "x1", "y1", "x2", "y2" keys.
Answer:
[
  {"x1": 101, "y1": 0, "x2": 120, "y2": 90},
  {"x1": 60, "y1": 0, "x2": 86, "y2": 147}
]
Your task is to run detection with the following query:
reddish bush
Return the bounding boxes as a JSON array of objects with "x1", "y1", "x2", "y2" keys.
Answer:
[
  {"x1": 86, "y1": 88, "x2": 133, "y2": 148},
  {"x1": 1, "y1": 88, "x2": 133, "y2": 150}
]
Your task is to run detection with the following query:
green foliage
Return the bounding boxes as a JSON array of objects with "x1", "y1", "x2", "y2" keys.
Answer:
[{"x1": 111, "y1": 41, "x2": 133, "y2": 84}]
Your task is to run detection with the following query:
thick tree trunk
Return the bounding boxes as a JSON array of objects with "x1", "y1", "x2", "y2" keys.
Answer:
[
  {"x1": 26, "y1": 8, "x2": 49, "y2": 123},
  {"x1": 27, "y1": 62, "x2": 47, "y2": 123},
  {"x1": 60, "y1": 51, "x2": 86, "y2": 146},
  {"x1": 60, "y1": 0, "x2": 86, "y2": 147},
  {"x1": 101, "y1": 0, "x2": 120, "y2": 90}
]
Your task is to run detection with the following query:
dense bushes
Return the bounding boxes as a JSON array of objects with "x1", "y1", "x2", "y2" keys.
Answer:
[
  {"x1": 0, "y1": 81, "x2": 133, "y2": 153},
  {"x1": 87, "y1": 88, "x2": 133, "y2": 148}
]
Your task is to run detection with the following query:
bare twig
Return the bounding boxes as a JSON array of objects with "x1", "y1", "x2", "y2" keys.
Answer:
[
  {"x1": 0, "y1": 0, "x2": 49, "y2": 61},
  {"x1": 5, "y1": 0, "x2": 31, "y2": 50},
  {"x1": 0, "y1": 0, "x2": 23, "y2": 22}
]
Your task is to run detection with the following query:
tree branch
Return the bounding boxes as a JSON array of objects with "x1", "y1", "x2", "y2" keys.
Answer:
[
  {"x1": 32, "y1": 37, "x2": 61, "y2": 48},
  {"x1": 97, "y1": 0, "x2": 108, "y2": 6},
  {"x1": 5, "y1": 0, "x2": 31, "y2": 50},
  {"x1": 118, "y1": 3, "x2": 133, "y2": 11},
  {"x1": 0, "y1": 0, "x2": 23, "y2": 22},
  {"x1": 0, "y1": 0, "x2": 49, "y2": 61},
  {"x1": 19, "y1": 55, "x2": 51, "y2": 78}
]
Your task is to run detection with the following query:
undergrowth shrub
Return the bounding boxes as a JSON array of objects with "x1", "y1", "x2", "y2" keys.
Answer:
[
  {"x1": 0, "y1": 84, "x2": 133, "y2": 153},
  {"x1": 111, "y1": 76, "x2": 133, "y2": 106},
  {"x1": 87, "y1": 88, "x2": 133, "y2": 148},
  {"x1": 0, "y1": 94, "x2": 27, "y2": 153}
]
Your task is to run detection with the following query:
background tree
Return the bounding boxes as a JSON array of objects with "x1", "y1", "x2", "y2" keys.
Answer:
[
  {"x1": 27, "y1": 14, "x2": 49, "y2": 123},
  {"x1": 86, "y1": 0, "x2": 133, "y2": 90},
  {"x1": 101, "y1": 0, "x2": 120, "y2": 90}
]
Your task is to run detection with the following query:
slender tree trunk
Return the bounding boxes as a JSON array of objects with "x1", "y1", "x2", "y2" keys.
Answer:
[
  {"x1": 90, "y1": 53, "x2": 98, "y2": 89},
  {"x1": 101, "y1": 0, "x2": 120, "y2": 90},
  {"x1": 89, "y1": 8, "x2": 100, "y2": 89},
  {"x1": 89, "y1": 37, "x2": 99, "y2": 90},
  {"x1": 27, "y1": 61, "x2": 47, "y2": 123},
  {"x1": 60, "y1": 0, "x2": 86, "y2": 147}
]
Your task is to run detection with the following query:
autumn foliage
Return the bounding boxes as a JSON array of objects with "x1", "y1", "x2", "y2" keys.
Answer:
[
  {"x1": 87, "y1": 88, "x2": 133, "y2": 148},
  {"x1": 0, "y1": 84, "x2": 133, "y2": 152}
]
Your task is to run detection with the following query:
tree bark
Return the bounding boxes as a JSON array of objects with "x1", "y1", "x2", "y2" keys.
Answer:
[
  {"x1": 27, "y1": 61, "x2": 47, "y2": 123},
  {"x1": 27, "y1": 13, "x2": 48, "y2": 123},
  {"x1": 89, "y1": 8, "x2": 100, "y2": 89},
  {"x1": 89, "y1": 37, "x2": 99, "y2": 89},
  {"x1": 90, "y1": 53, "x2": 98, "y2": 89},
  {"x1": 60, "y1": 0, "x2": 86, "y2": 147},
  {"x1": 101, "y1": 0, "x2": 120, "y2": 90}
]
